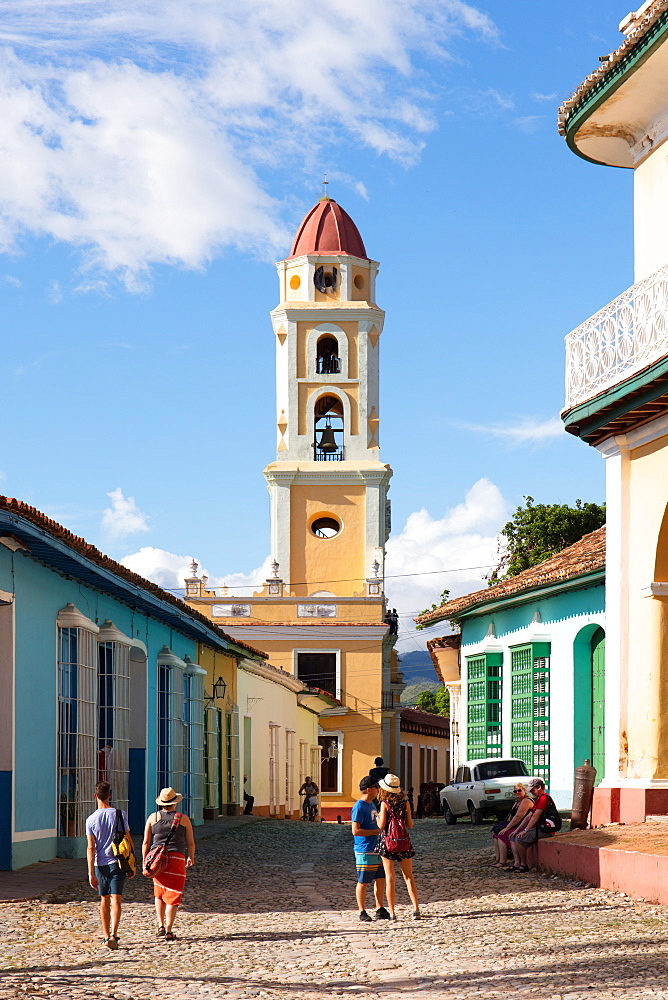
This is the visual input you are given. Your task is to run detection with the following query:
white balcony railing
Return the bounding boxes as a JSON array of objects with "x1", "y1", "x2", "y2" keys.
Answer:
[{"x1": 564, "y1": 263, "x2": 668, "y2": 411}]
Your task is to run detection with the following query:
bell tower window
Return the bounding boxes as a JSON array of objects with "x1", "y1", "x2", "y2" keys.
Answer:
[
  {"x1": 314, "y1": 265, "x2": 338, "y2": 293},
  {"x1": 316, "y1": 336, "x2": 341, "y2": 375},
  {"x1": 314, "y1": 395, "x2": 344, "y2": 461}
]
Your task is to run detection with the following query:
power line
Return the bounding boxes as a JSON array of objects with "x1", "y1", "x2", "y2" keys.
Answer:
[{"x1": 163, "y1": 562, "x2": 494, "y2": 595}]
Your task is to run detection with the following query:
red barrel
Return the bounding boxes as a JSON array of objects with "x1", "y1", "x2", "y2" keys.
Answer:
[{"x1": 570, "y1": 759, "x2": 597, "y2": 830}]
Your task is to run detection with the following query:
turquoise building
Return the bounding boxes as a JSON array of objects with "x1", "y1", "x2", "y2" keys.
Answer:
[
  {"x1": 0, "y1": 496, "x2": 260, "y2": 870},
  {"x1": 417, "y1": 527, "x2": 606, "y2": 809}
]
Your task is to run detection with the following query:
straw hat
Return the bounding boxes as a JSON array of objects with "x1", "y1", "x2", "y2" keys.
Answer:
[
  {"x1": 156, "y1": 787, "x2": 183, "y2": 806},
  {"x1": 378, "y1": 774, "x2": 402, "y2": 793}
]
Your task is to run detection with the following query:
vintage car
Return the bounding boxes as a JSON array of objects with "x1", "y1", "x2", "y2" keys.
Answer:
[{"x1": 440, "y1": 758, "x2": 538, "y2": 825}]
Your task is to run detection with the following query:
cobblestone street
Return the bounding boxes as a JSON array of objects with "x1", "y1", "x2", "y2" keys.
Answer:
[{"x1": 2, "y1": 819, "x2": 668, "y2": 999}]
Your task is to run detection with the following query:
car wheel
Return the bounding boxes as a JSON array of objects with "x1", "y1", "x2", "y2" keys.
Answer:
[
  {"x1": 468, "y1": 801, "x2": 483, "y2": 825},
  {"x1": 443, "y1": 804, "x2": 457, "y2": 825}
]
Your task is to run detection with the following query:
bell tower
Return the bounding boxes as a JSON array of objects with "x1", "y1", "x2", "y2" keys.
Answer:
[{"x1": 264, "y1": 197, "x2": 392, "y2": 597}]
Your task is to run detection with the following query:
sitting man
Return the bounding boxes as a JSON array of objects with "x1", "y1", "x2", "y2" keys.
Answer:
[{"x1": 509, "y1": 777, "x2": 557, "y2": 872}]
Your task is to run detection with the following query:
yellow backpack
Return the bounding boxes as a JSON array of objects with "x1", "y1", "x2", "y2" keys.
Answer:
[{"x1": 112, "y1": 809, "x2": 137, "y2": 877}]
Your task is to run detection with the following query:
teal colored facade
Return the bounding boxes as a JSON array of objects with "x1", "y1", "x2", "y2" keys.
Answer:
[
  {"x1": 0, "y1": 501, "x2": 246, "y2": 870},
  {"x1": 454, "y1": 570, "x2": 605, "y2": 810}
]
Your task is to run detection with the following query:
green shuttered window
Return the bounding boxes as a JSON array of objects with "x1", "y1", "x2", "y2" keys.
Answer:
[
  {"x1": 466, "y1": 652, "x2": 502, "y2": 760},
  {"x1": 510, "y1": 642, "x2": 550, "y2": 784}
]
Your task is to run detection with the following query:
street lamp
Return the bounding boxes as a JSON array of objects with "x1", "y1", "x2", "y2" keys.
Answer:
[
  {"x1": 213, "y1": 676, "x2": 227, "y2": 701},
  {"x1": 327, "y1": 740, "x2": 339, "y2": 759}
]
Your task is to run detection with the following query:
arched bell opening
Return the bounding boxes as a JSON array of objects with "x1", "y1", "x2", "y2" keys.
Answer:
[
  {"x1": 316, "y1": 335, "x2": 341, "y2": 375},
  {"x1": 314, "y1": 395, "x2": 344, "y2": 461}
]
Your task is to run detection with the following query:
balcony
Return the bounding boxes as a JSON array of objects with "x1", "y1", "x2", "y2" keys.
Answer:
[{"x1": 564, "y1": 264, "x2": 668, "y2": 412}]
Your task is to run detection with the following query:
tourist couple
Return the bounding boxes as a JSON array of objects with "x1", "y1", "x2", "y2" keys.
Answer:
[{"x1": 85, "y1": 782, "x2": 195, "y2": 949}]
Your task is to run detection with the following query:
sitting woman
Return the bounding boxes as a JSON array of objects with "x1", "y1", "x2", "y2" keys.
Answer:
[{"x1": 490, "y1": 783, "x2": 532, "y2": 868}]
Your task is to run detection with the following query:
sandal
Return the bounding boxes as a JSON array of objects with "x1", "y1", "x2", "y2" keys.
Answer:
[
  {"x1": 164, "y1": 931, "x2": 176, "y2": 942},
  {"x1": 156, "y1": 926, "x2": 166, "y2": 937},
  {"x1": 514, "y1": 865, "x2": 530, "y2": 873},
  {"x1": 104, "y1": 937, "x2": 118, "y2": 950}
]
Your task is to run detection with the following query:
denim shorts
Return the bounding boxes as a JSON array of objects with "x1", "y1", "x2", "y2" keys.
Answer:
[{"x1": 95, "y1": 862, "x2": 126, "y2": 896}]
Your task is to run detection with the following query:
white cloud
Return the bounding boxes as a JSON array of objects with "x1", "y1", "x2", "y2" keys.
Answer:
[
  {"x1": 2, "y1": 274, "x2": 21, "y2": 287},
  {"x1": 47, "y1": 279, "x2": 62, "y2": 303},
  {"x1": 384, "y1": 478, "x2": 508, "y2": 651},
  {"x1": 120, "y1": 545, "x2": 272, "y2": 595},
  {"x1": 532, "y1": 91, "x2": 558, "y2": 102},
  {"x1": 514, "y1": 115, "x2": 543, "y2": 133},
  {"x1": 102, "y1": 487, "x2": 149, "y2": 539},
  {"x1": 459, "y1": 415, "x2": 565, "y2": 445},
  {"x1": 0, "y1": 1, "x2": 495, "y2": 286}
]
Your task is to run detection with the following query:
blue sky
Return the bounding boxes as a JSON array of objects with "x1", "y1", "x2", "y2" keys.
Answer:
[{"x1": 1, "y1": 2, "x2": 630, "y2": 652}]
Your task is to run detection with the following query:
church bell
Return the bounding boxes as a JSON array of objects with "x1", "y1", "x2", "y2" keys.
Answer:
[{"x1": 318, "y1": 421, "x2": 338, "y2": 452}]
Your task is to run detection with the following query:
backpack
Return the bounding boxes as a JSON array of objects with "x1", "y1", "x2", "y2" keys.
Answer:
[
  {"x1": 111, "y1": 809, "x2": 137, "y2": 878},
  {"x1": 538, "y1": 794, "x2": 562, "y2": 833},
  {"x1": 384, "y1": 804, "x2": 412, "y2": 853}
]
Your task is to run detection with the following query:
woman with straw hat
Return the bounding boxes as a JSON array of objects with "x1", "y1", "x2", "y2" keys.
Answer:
[
  {"x1": 374, "y1": 774, "x2": 420, "y2": 920},
  {"x1": 142, "y1": 788, "x2": 195, "y2": 941}
]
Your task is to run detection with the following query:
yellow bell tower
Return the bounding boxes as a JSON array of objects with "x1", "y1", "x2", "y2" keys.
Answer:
[
  {"x1": 265, "y1": 196, "x2": 392, "y2": 596},
  {"x1": 187, "y1": 196, "x2": 402, "y2": 820}
]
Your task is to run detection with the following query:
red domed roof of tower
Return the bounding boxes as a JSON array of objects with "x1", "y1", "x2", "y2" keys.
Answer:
[{"x1": 290, "y1": 198, "x2": 367, "y2": 259}]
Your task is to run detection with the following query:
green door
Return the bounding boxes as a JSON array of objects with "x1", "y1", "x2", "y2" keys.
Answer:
[{"x1": 591, "y1": 629, "x2": 605, "y2": 786}]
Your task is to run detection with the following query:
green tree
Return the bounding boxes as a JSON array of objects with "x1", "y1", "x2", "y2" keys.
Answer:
[
  {"x1": 488, "y1": 496, "x2": 605, "y2": 584},
  {"x1": 415, "y1": 686, "x2": 449, "y2": 716}
]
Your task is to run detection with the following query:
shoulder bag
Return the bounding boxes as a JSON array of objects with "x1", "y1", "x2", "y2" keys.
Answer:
[{"x1": 143, "y1": 811, "x2": 182, "y2": 877}]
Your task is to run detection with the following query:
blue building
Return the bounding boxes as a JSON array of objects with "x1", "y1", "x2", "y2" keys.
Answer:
[{"x1": 0, "y1": 497, "x2": 262, "y2": 870}]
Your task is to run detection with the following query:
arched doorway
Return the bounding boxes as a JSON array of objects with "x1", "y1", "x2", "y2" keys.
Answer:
[{"x1": 573, "y1": 624, "x2": 605, "y2": 785}]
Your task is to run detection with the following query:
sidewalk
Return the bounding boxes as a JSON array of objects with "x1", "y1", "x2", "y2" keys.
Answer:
[
  {"x1": 0, "y1": 813, "x2": 265, "y2": 903},
  {"x1": 537, "y1": 820, "x2": 668, "y2": 904}
]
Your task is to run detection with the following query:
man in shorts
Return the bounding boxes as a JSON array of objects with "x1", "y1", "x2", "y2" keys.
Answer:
[
  {"x1": 86, "y1": 780, "x2": 133, "y2": 949},
  {"x1": 351, "y1": 776, "x2": 389, "y2": 922},
  {"x1": 510, "y1": 777, "x2": 554, "y2": 871}
]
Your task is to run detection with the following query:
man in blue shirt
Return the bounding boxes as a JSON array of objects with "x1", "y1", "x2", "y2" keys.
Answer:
[
  {"x1": 351, "y1": 776, "x2": 389, "y2": 922},
  {"x1": 85, "y1": 781, "x2": 133, "y2": 950}
]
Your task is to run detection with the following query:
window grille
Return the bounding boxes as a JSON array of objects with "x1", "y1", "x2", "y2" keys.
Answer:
[
  {"x1": 226, "y1": 710, "x2": 240, "y2": 807},
  {"x1": 183, "y1": 666, "x2": 205, "y2": 820},
  {"x1": 285, "y1": 731, "x2": 295, "y2": 815},
  {"x1": 466, "y1": 652, "x2": 503, "y2": 760},
  {"x1": 97, "y1": 639, "x2": 130, "y2": 814},
  {"x1": 204, "y1": 706, "x2": 222, "y2": 813},
  {"x1": 58, "y1": 626, "x2": 97, "y2": 837},
  {"x1": 269, "y1": 724, "x2": 280, "y2": 815},
  {"x1": 510, "y1": 644, "x2": 550, "y2": 784},
  {"x1": 157, "y1": 651, "x2": 185, "y2": 793},
  {"x1": 299, "y1": 740, "x2": 310, "y2": 789}
]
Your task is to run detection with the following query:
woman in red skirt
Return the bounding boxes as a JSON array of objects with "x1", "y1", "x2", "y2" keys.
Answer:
[{"x1": 142, "y1": 788, "x2": 195, "y2": 941}]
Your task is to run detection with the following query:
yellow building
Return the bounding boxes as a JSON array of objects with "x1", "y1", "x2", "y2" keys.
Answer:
[
  {"x1": 559, "y1": 3, "x2": 668, "y2": 822},
  {"x1": 187, "y1": 197, "x2": 402, "y2": 818}
]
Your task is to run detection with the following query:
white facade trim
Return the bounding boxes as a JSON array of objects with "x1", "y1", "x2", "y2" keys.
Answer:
[
  {"x1": 12, "y1": 828, "x2": 57, "y2": 842},
  {"x1": 293, "y1": 647, "x2": 341, "y2": 700}
]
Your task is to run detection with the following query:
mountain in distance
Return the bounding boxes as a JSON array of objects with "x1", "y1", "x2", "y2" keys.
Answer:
[{"x1": 397, "y1": 649, "x2": 439, "y2": 685}]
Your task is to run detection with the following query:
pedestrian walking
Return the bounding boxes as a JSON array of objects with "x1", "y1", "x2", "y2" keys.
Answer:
[
  {"x1": 351, "y1": 776, "x2": 389, "y2": 922},
  {"x1": 142, "y1": 788, "x2": 195, "y2": 941},
  {"x1": 85, "y1": 780, "x2": 133, "y2": 950},
  {"x1": 374, "y1": 774, "x2": 420, "y2": 920}
]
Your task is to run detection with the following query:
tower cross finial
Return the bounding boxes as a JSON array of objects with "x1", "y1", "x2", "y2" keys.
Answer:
[{"x1": 322, "y1": 173, "x2": 329, "y2": 199}]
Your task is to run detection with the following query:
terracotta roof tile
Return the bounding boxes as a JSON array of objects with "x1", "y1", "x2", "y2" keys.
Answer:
[
  {"x1": 0, "y1": 496, "x2": 267, "y2": 660},
  {"x1": 400, "y1": 707, "x2": 450, "y2": 738},
  {"x1": 415, "y1": 526, "x2": 605, "y2": 626},
  {"x1": 558, "y1": 1, "x2": 668, "y2": 134}
]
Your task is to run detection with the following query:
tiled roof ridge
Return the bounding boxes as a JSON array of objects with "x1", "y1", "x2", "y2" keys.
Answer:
[
  {"x1": 415, "y1": 525, "x2": 606, "y2": 625},
  {"x1": 558, "y1": 0, "x2": 668, "y2": 135},
  {"x1": 400, "y1": 707, "x2": 449, "y2": 728},
  {"x1": 219, "y1": 620, "x2": 388, "y2": 627},
  {"x1": 0, "y1": 495, "x2": 267, "y2": 660}
]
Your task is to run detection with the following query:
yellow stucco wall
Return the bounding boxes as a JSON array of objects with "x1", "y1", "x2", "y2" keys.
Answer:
[
  {"x1": 625, "y1": 433, "x2": 668, "y2": 779},
  {"x1": 289, "y1": 483, "x2": 366, "y2": 597}
]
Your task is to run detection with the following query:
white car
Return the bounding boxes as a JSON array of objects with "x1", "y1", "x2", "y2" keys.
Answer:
[{"x1": 440, "y1": 758, "x2": 539, "y2": 825}]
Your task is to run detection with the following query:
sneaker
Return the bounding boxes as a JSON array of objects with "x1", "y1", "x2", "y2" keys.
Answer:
[
  {"x1": 375, "y1": 907, "x2": 391, "y2": 920},
  {"x1": 411, "y1": 910, "x2": 421, "y2": 920},
  {"x1": 359, "y1": 910, "x2": 373, "y2": 923}
]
